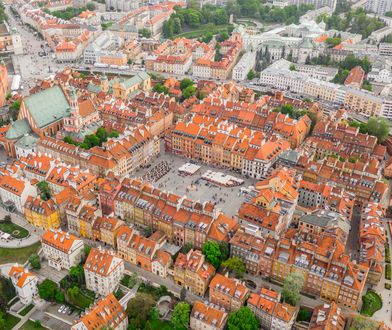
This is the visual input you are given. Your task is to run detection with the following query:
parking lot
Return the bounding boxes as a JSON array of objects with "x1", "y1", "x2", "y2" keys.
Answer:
[{"x1": 133, "y1": 152, "x2": 256, "y2": 217}]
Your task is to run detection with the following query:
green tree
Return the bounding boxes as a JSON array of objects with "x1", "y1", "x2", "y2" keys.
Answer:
[
  {"x1": 55, "y1": 290, "x2": 65, "y2": 303},
  {"x1": 180, "y1": 286, "x2": 187, "y2": 301},
  {"x1": 28, "y1": 254, "x2": 41, "y2": 270},
  {"x1": 221, "y1": 257, "x2": 245, "y2": 278},
  {"x1": 84, "y1": 245, "x2": 91, "y2": 259},
  {"x1": 0, "y1": 312, "x2": 5, "y2": 330},
  {"x1": 34, "y1": 320, "x2": 42, "y2": 328},
  {"x1": 227, "y1": 307, "x2": 259, "y2": 330},
  {"x1": 182, "y1": 85, "x2": 197, "y2": 99},
  {"x1": 180, "y1": 78, "x2": 194, "y2": 91},
  {"x1": 38, "y1": 279, "x2": 58, "y2": 301},
  {"x1": 247, "y1": 69, "x2": 256, "y2": 80},
  {"x1": 37, "y1": 181, "x2": 51, "y2": 201},
  {"x1": 366, "y1": 117, "x2": 390, "y2": 143},
  {"x1": 349, "y1": 316, "x2": 379, "y2": 330},
  {"x1": 171, "y1": 302, "x2": 190, "y2": 329},
  {"x1": 202, "y1": 241, "x2": 222, "y2": 269},
  {"x1": 86, "y1": 2, "x2": 96, "y2": 10},
  {"x1": 152, "y1": 83, "x2": 169, "y2": 95},
  {"x1": 225, "y1": 0, "x2": 241, "y2": 18},
  {"x1": 289, "y1": 64, "x2": 296, "y2": 71},
  {"x1": 282, "y1": 272, "x2": 304, "y2": 306},
  {"x1": 138, "y1": 28, "x2": 151, "y2": 38},
  {"x1": 127, "y1": 293, "x2": 156, "y2": 330},
  {"x1": 70, "y1": 265, "x2": 85, "y2": 284},
  {"x1": 219, "y1": 241, "x2": 230, "y2": 261}
]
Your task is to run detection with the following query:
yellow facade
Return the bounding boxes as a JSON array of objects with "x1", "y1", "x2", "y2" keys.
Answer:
[{"x1": 24, "y1": 207, "x2": 60, "y2": 230}]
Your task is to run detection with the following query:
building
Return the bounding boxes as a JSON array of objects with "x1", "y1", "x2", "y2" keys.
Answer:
[
  {"x1": 288, "y1": 0, "x2": 336, "y2": 10},
  {"x1": 190, "y1": 301, "x2": 228, "y2": 330},
  {"x1": 24, "y1": 196, "x2": 61, "y2": 230},
  {"x1": 71, "y1": 294, "x2": 128, "y2": 330},
  {"x1": 0, "y1": 175, "x2": 37, "y2": 213},
  {"x1": 344, "y1": 66, "x2": 365, "y2": 89},
  {"x1": 0, "y1": 65, "x2": 7, "y2": 107},
  {"x1": 41, "y1": 230, "x2": 84, "y2": 271},
  {"x1": 84, "y1": 247, "x2": 124, "y2": 296},
  {"x1": 174, "y1": 249, "x2": 215, "y2": 296},
  {"x1": 8, "y1": 265, "x2": 38, "y2": 305},
  {"x1": 366, "y1": 0, "x2": 392, "y2": 15},
  {"x1": 248, "y1": 289, "x2": 298, "y2": 330},
  {"x1": 209, "y1": 273, "x2": 249, "y2": 311},
  {"x1": 0, "y1": 22, "x2": 23, "y2": 55},
  {"x1": 309, "y1": 302, "x2": 345, "y2": 330},
  {"x1": 232, "y1": 50, "x2": 256, "y2": 81}
]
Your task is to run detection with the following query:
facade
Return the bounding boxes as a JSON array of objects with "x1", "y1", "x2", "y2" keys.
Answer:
[
  {"x1": 24, "y1": 196, "x2": 61, "y2": 230},
  {"x1": 366, "y1": 0, "x2": 392, "y2": 15},
  {"x1": 0, "y1": 175, "x2": 36, "y2": 213},
  {"x1": 84, "y1": 247, "x2": 125, "y2": 296},
  {"x1": 8, "y1": 265, "x2": 38, "y2": 305},
  {"x1": 174, "y1": 249, "x2": 215, "y2": 296},
  {"x1": 232, "y1": 50, "x2": 256, "y2": 81},
  {"x1": 209, "y1": 273, "x2": 249, "y2": 311},
  {"x1": 41, "y1": 230, "x2": 84, "y2": 271}
]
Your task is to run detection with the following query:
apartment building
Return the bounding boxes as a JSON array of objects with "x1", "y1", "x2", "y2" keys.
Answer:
[
  {"x1": 0, "y1": 175, "x2": 37, "y2": 213},
  {"x1": 174, "y1": 249, "x2": 215, "y2": 296},
  {"x1": 232, "y1": 50, "x2": 256, "y2": 81},
  {"x1": 248, "y1": 290, "x2": 298, "y2": 330},
  {"x1": 360, "y1": 203, "x2": 386, "y2": 285},
  {"x1": 366, "y1": 0, "x2": 392, "y2": 15},
  {"x1": 24, "y1": 196, "x2": 61, "y2": 230},
  {"x1": 344, "y1": 66, "x2": 365, "y2": 89},
  {"x1": 41, "y1": 230, "x2": 84, "y2": 271},
  {"x1": 309, "y1": 302, "x2": 345, "y2": 330},
  {"x1": 209, "y1": 273, "x2": 249, "y2": 311},
  {"x1": 190, "y1": 301, "x2": 228, "y2": 330},
  {"x1": 288, "y1": 0, "x2": 337, "y2": 10},
  {"x1": 8, "y1": 265, "x2": 38, "y2": 305},
  {"x1": 343, "y1": 87, "x2": 384, "y2": 118},
  {"x1": 71, "y1": 294, "x2": 128, "y2": 330},
  {"x1": 84, "y1": 247, "x2": 125, "y2": 296}
]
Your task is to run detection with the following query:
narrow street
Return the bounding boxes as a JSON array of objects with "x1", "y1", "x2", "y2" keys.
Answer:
[{"x1": 345, "y1": 206, "x2": 361, "y2": 260}]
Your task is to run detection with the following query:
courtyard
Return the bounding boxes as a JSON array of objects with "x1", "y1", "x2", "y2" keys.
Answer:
[{"x1": 133, "y1": 152, "x2": 257, "y2": 217}]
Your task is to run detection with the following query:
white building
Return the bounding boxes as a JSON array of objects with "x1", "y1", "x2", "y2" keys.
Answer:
[
  {"x1": 232, "y1": 50, "x2": 256, "y2": 81},
  {"x1": 366, "y1": 0, "x2": 392, "y2": 16},
  {"x1": 105, "y1": 0, "x2": 138, "y2": 12},
  {"x1": 0, "y1": 175, "x2": 37, "y2": 213},
  {"x1": 84, "y1": 247, "x2": 124, "y2": 296},
  {"x1": 8, "y1": 265, "x2": 38, "y2": 305},
  {"x1": 41, "y1": 230, "x2": 84, "y2": 271},
  {"x1": 84, "y1": 31, "x2": 123, "y2": 64},
  {"x1": 288, "y1": 0, "x2": 337, "y2": 11},
  {"x1": 379, "y1": 43, "x2": 392, "y2": 56},
  {"x1": 259, "y1": 65, "x2": 307, "y2": 94}
]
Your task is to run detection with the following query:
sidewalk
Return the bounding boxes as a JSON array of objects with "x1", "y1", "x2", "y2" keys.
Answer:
[{"x1": 0, "y1": 208, "x2": 41, "y2": 248}]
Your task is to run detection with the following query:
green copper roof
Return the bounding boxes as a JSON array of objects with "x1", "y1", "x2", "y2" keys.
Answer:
[
  {"x1": 87, "y1": 82, "x2": 102, "y2": 94},
  {"x1": 5, "y1": 118, "x2": 32, "y2": 140},
  {"x1": 120, "y1": 72, "x2": 150, "y2": 89},
  {"x1": 24, "y1": 86, "x2": 69, "y2": 129},
  {"x1": 15, "y1": 133, "x2": 39, "y2": 149}
]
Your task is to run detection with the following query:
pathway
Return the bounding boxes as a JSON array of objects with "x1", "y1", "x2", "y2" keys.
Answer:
[
  {"x1": 0, "y1": 208, "x2": 41, "y2": 248},
  {"x1": 9, "y1": 304, "x2": 37, "y2": 330}
]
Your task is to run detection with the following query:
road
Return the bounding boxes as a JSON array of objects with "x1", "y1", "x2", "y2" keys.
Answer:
[{"x1": 345, "y1": 206, "x2": 361, "y2": 260}]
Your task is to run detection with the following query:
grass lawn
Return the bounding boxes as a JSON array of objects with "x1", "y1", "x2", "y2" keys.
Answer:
[
  {"x1": 147, "y1": 319, "x2": 186, "y2": 330},
  {"x1": 19, "y1": 304, "x2": 34, "y2": 316},
  {"x1": 3, "y1": 313, "x2": 21, "y2": 330},
  {"x1": 0, "y1": 221, "x2": 29, "y2": 239},
  {"x1": 67, "y1": 290, "x2": 95, "y2": 309},
  {"x1": 0, "y1": 242, "x2": 41, "y2": 264},
  {"x1": 20, "y1": 320, "x2": 47, "y2": 330},
  {"x1": 175, "y1": 25, "x2": 230, "y2": 39},
  {"x1": 361, "y1": 290, "x2": 383, "y2": 316}
]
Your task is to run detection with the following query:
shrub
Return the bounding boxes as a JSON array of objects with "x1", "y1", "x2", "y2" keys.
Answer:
[
  {"x1": 386, "y1": 264, "x2": 391, "y2": 280},
  {"x1": 385, "y1": 283, "x2": 391, "y2": 290}
]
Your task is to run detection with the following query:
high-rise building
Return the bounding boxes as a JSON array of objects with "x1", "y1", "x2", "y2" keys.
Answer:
[{"x1": 366, "y1": 0, "x2": 392, "y2": 15}]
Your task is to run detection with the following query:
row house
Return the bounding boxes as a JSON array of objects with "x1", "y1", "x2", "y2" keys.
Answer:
[
  {"x1": 309, "y1": 302, "x2": 345, "y2": 330},
  {"x1": 190, "y1": 301, "x2": 228, "y2": 330},
  {"x1": 230, "y1": 228, "x2": 368, "y2": 311},
  {"x1": 84, "y1": 247, "x2": 124, "y2": 296},
  {"x1": 360, "y1": 203, "x2": 386, "y2": 285},
  {"x1": 24, "y1": 195, "x2": 61, "y2": 230},
  {"x1": 297, "y1": 156, "x2": 388, "y2": 205},
  {"x1": 312, "y1": 120, "x2": 386, "y2": 161},
  {"x1": 41, "y1": 229, "x2": 84, "y2": 271},
  {"x1": 20, "y1": 153, "x2": 59, "y2": 182},
  {"x1": 71, "y1": 294, "x2": 128, "y2": 330},
  {"x1": 248, "y1": 289, "x2": 298, "y2": 330},
  {"x1": 209, "y1": 273, "x2": 249, "y2": 311},
  {"x1": 174, "y1": 249, "x2": 215, "y2": 296}
]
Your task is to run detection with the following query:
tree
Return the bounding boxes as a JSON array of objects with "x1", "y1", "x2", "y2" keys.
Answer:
[
  {"x1": 180, "y1": 78, "x2": 194, "y2": 91},
  {"x1": 366, "y1": 117, "x2": 389, "y2": 143},
  {"x1": 171, "y1": 302, "x2": 190, "y2": 329},
  {"x1": 84, "y1": 245, "x2": 91, "y2": 259},
  {"x1": 221, "y1": 257, "x2": 245, "y2": 278},
  {"x1": 28, "y1": 254, "x2": 41, "y2": 270},
  {"x1": 55, "y1": 290, "x2": 65, "y2": 303},
  {"x1": 70, "y1": 265, "x2": 85, "y2": 284},
  {"x1": 86, "y1": 2, "x2": 96, "y2": 10},
  {"x1": 34, "y1": 320, "x2": 42, "y2": 328},
  {"x1": 0, "y1": 312, "x2": 5, "y2": 330},
  {"x1": 152, "y1": 83, "x2": 169, "y2": 95},
  {"x1": 219, "y1": 241, "x2": 230, "y2": 261},
  {"x1": 138, "y1": 28, "x2": 151, "y2": 38},
  {"x1": 202, "y1": 241, "x2": 222, "y2": 269},
  {"x1": 127, "y1": 293, "x2": 156, "y2": 330},
  {"x1": 247, "y1": 70, "x2": 256, "y2": 80},
  {"x1": 38, "y1": 279, "x2": 58, "y2": 301},
  {"x1": 182, "y1": 85, "x2": 197, "y2": 99},
  {"x1": 227, "y1": 307, "x2": 259, "y2": 330},
  {"x1": 281, "y1": 272, "x2": 304, "y2": 306},
  {"x1": 349, "y1": 316, "x2": 379, "y2": 330},
  {"x1": 37, "y1": 181, "x2": 51, "y2": 201},
  {"x1": 289, "y1": 64, "x2": 296, "y2": 71}
]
